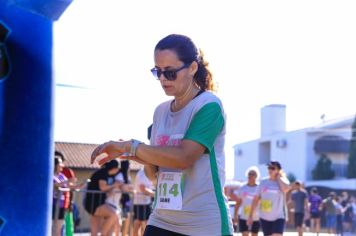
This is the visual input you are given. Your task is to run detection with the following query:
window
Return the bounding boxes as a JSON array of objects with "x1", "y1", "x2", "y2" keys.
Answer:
[{"x1": 259, "y1": 141, "x2": 271, "y2": 164}]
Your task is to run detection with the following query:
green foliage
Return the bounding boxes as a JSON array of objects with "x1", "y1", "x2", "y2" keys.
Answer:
[
  {"x1": 347, "y1": 116, "x2": 356, "y2": 178},
  {"x1": 312, "y1": 154, "x2": 335, "y2": 180},
  {"x1": 287, "y1": 172, "x2": 297, "y2": 183}
]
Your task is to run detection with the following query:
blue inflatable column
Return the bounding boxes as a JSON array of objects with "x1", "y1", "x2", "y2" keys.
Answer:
[{"x1": 0, "y1": 1, "x2": 72, "y2": 235}]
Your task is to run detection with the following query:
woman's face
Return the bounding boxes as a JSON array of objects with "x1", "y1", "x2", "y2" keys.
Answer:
[
  {"x1": 267, "y1": 165, "x2": 279, "y2": 177},
  {"x1": 153, "y1": 49, "x2": 196, "y2": 97},
  {"x1": 55, "y1": 162, "x2": 63, "y2": 173},
  {"x1": 247, "y1": 171, "x2": 257, "y2": 182}
]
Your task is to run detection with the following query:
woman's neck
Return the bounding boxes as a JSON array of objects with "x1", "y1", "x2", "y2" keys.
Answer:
[
  {"x1": 173, "y1": 83, "x2": 199, "y2": 111},
  {"x1": 269, "y1": 176, "x2": 277, "y2": 181}
]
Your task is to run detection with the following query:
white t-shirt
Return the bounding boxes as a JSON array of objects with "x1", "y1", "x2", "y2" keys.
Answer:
[
  {"x1": 236, "y1": 183, "x2": 259, "y2": 221},
  {"x1": 105, "y1": 173, "x2": 125, "y2": 209},
  {"x1": 133, "y1": 169, "x2": 154, "y2": 205},
  {"x1": 256, "y1": 177, "x2": 289, "y2": 221},
  {"x1": 148, "y1": 91, "x2": 233, "y2": 236}
]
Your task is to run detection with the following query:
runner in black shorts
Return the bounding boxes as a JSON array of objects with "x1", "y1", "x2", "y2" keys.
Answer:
[
  {"x1": 234, "y1": 166, "x2": 261, "y2": 236},
  {"x1": 134, "y1": 204, "x2": 152, "y2": 221}
]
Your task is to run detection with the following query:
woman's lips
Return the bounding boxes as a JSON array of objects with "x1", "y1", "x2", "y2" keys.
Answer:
[{"x1": 162, "y1": 85, "x2": 173, "y2": 90}]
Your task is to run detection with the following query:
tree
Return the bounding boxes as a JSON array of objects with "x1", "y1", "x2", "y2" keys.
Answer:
[
  {"x1": 312, "y1": 154, "x2": 335, "y2": 180},
  {"x1": 347, "y1": 116, "x2": 356, "y2": 178},
  {"x1": 287, "y1": 172, "x2": 297, "y2": 183}
]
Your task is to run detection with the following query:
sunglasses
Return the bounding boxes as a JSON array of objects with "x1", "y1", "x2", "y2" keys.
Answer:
[
  {"x1": 150, "y1": 63, "x2": 190, "y2": 81},
  {"x1": 248, "y1": 172, "x2": 257, "y2": 176},
  {"x1": 268, "y1": 166, "x2": 276, "y2": 170}
]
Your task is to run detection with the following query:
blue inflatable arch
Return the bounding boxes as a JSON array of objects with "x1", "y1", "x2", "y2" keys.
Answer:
[{"x1": 0, "y1": 1, "x2": 72, "y2": 235}]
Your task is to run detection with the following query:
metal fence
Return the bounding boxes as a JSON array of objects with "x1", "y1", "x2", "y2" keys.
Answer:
[{"x1": 53, "y1": 187, "x2": 135, "y2": 236}]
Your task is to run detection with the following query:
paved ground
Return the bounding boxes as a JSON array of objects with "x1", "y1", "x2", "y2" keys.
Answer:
[{"x1": 74, "y1": 232, "x2": 356, "y2": 236}]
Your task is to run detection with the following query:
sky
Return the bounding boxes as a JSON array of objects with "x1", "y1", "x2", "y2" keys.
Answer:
[{"x1": 53, "y1": 0, "x2": 356, "y2": 179}]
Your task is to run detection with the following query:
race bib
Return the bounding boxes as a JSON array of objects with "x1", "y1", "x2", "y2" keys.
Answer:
[
  {"x1": 260, "y1": 199, "x2": 272, "y2": 212},
  {"x1": 243, "y1": 205, "x2": 251, "y2": 216},
  {"x1": 156, "y1": 172, "x2": 183, "y2": 211}
]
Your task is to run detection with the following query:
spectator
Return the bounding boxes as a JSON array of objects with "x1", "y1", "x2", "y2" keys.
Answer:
[
  {"x1": 133, "y1": 168, "x2": 155, "y2": 236},
  {"x1": 234, "y1": 166, "x2": 260, "y2": 236},
  {"x1": 308, "y1": 187, "x2": 323, "y2": 235},
  {"x1": 84, "y1": 160, "x2": 121, "y2": 236},
  {"x1": 119, "y1": 160, "x2": 133, "y2": 236},
  {"x1": 55, "y1": 150, "x2": 77, "y2": 184},
  {"x1": 335, "y1": 196, "x2": 344, "y2": 235},
  {"x1": 341, "y1": 192, "x2": 353, "y2": 232},
  {"x1": 52, "y1": 157, "x2": 68, "y2": 236},
  {"x1": 55, "y1": 150, "x2": 78, "y2": 236},
  {"x1": 350, "y1": 196, "x2": 356, "y2": 233},
  {"x1": 290, "y1": 181, "x2": 308, "y2": 236},
  {"x1": 322, "y1": 191, "x2": 337, "y2": 235}
]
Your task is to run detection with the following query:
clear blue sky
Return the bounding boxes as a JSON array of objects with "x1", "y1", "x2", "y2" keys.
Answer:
[{"x1": 53, "y1": 0, "x2": 356, "y2": 179}]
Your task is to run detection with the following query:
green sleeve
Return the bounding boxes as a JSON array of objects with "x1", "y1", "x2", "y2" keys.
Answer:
[{"x1": 184, "y1": 102, "x2": 224, "y2": 153}]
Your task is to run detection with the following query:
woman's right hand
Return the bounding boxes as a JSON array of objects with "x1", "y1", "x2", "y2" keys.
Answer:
[
  {"x1": 91, "y1": 140, "x2": 130, "y2": 164},
  {"x1": 247, "y1": 216, "x2": 253, "y2": 226}
]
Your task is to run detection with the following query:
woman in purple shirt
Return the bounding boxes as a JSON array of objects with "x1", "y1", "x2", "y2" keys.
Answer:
[{"x1": 308, "y1": 187, "x2": 322, "y2": 235}]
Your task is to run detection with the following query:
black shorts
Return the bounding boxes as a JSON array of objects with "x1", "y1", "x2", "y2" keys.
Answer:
[
  {"x1": 143, "y1": 225, "x2": 233, "y2": 236},
  {"x1": 310, "y1": 211, "x2": 321, "y2": 219},
  {"x1": 260, "y1": 218, "x2": 285, "y2": 235},
  {"x1": 52, "y1": 204, "x2": 65, "y2": 220},
  {"x1": 134, "y1": 204, "x2": 152, "y2": 221},
  {"x1": 239, "y1": 219, "x2": 260, "y2": 233},
  {"x1": 143, "y1": 225, "x2": 188, "y2": 236},
  {"x1": 294, "y1": 213, "x2": 304, "y2": 227}
]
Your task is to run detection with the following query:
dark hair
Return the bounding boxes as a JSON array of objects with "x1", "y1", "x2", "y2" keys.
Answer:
[
  {"x1": 155, "y1": 34, "x2": 216, "y2": 91},
  {"x1": 55, "y1": 150, "x2": 65, "y2": 161},
  {"x1": 120, "y1": 160, "x2": 130, "y2": 184},
  {"x1": 54, "y1": 157, "x2": 61, "y2": 166},
  {"x1": 267, "y1": 160, "x2": 282, "y2": 169},
  {"x1": 103, "y1": 159, "x2": 119, "y2": 171}
]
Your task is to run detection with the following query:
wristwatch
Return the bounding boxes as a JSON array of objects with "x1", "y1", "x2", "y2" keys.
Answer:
[{"x1": 130, "y1": 139, "x2": 143, "y2": 156}]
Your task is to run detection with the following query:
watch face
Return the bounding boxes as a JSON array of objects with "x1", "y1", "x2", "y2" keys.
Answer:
[{"x1": 0, "y1": 22, "x2": 11, "y2": 81}]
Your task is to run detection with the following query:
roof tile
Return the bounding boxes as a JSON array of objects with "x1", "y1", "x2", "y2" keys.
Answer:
[{"x1": 55, "y1": 141, "x2": 142, "y2": 170}]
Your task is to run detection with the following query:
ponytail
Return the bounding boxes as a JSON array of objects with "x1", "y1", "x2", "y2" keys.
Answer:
[{"x1": 194, "y1": 49, "x2": 216, "y2": 92}]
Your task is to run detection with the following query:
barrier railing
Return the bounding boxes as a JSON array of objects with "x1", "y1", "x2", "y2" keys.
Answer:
[{"x1": 53, "y1": 187, "x2": 135, "y2": 236}]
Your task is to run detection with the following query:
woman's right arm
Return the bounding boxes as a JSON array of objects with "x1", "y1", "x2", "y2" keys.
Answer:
[{"x1": 247, "y1": 195, "x2": 260, "y2": 225}]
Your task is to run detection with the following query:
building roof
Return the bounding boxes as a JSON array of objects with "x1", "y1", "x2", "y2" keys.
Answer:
[
  {"x1": 312, "y1": 114, "x2": 355, "y2": 130},
  {"x1": 55, "y1": 141, "x2": 142, "y2": 170}
]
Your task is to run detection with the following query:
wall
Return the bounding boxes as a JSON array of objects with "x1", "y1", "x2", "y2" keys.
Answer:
[{"x1": 234, "y1": 130, "x2": 309, "y2": 182}]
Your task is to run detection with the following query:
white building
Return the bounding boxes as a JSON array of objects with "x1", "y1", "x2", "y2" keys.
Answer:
[{"x1": 233, "y1": 104, "x2": 356, "y2": 190}]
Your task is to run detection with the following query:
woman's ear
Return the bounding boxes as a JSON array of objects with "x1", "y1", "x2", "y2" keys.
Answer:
[{"x1": 189, "y1": 61, "x2": 198, "y2": 77}]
